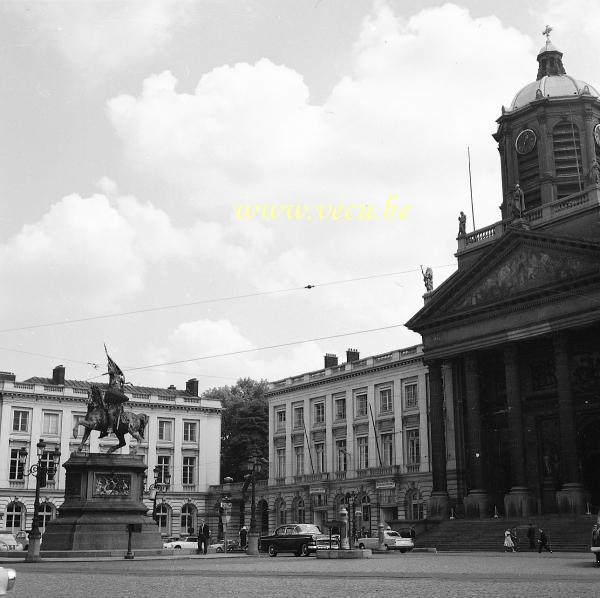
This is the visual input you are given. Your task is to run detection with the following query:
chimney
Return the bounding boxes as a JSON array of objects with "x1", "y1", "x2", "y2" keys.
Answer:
[
  {"x1": 324, "y1": 353, "x2": 338, "y2": 368},
  {"x1": 168, "y1": 384, "x2": 177, "y2": 390},
  {"x1": 186, "y1": 378, "x2": 199, "y2": 396},
  {"x1": 52, "y1": 365, "x2": 65, "y2": 386},
  {"x1": 346, "y1": 348, "x2": 360, "y2": 363}
]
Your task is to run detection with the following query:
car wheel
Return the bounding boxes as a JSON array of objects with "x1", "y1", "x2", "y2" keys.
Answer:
[
  {"x1": 268, "y1": 544, "x2": 278, "y2": 557},
  {"x1": 358, "y1": 543, "x2": 365, "y2": 550},
  {"x1": 400, "y1": 548, "x2": 407, "y2": 553},
  {"x1": 299, "y1": 543, "x2": 309, "y2": 557},
  {"x1": 216, "y1": 546, "x2": 224, "y2": 553},
  {"x1": 384, "y1": 544, "x2": 390, "y2": 551},
  {"x1": 174, "y1": 545, "x2": 182, "y2": 550}
]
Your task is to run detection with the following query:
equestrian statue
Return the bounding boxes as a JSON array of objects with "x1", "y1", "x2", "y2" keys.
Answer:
[{"x1": 74, "y1": 346, "x2": 148, "y2": 454}]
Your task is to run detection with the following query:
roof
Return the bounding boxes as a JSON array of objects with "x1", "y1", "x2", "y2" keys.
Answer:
[{"x1": 510, "y1": 75, "x2": 599, "y2": 111}]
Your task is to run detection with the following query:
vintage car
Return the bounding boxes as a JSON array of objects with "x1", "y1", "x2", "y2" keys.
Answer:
[
  {"x1": 356, "y1": 529, "x2": 414, "y2": 552},
  {"x1": 0, "y1": 534, "x2": 20, "y2": 552},
  {"x1": 163, "y1": 535, "x2": 198, "y2": 550},
  {"x1": 259, "y1": 523, "x2": 339, "y2": 557}
]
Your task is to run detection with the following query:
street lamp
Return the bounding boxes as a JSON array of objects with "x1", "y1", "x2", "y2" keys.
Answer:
[
  {"x1": 345, "y1": 491, "x2": 362, "y2": 546},
  {"x1": 148, "y1": 465, "x2": 171, "y2": 527},
  {"x1": 244, "y1": 455, "x2": 267, "y2": 555},
  {"x1": 19, "y1": 439, "x2": 61, "y2": 563}
]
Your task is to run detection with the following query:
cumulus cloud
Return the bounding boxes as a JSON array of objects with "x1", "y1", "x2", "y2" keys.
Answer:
[{"x1": 8, "y1": 0, "x2": 188, "y2": 77}]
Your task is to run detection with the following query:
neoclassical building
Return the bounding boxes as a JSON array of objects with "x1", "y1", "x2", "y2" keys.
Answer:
[
  {"x1": 0, "y1": 365, "x2": 221, "y2": 538},
  {"x1": 253, "y1": 346, "x2": 447, "y2": 535},
  {"x1": 407, "y1": 34, "x2": 600, "y2": 519}
]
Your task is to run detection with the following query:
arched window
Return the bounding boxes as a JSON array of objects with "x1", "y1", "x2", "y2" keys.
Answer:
[
  {"x1": 553, "y1": 120, "x2": 584, "y2": 198},
  {"x1": 293, "y1": 498, "x2": 305, "y2": 523},
  {"x1": 405, "y1": 488, "x2": 424, "y2": 520},
  {"x1": 156, "y1": 503, "x2": 171, "y2": 535},
  {"x1": 39, "y1": 502, "x2": 55, "y2": 531},
  {"x1": 276, "y1": 499, "x2": 286, "y2": 525},
  {"x1": 258, "y1": 500, "x2": 269, "y2": 534},
  {"x1": 181, "y1": 503, "x2": 196, "y2": 536},
  {"x1": 6, "y1": 502, "x2": 24, "y2": 532},
  {"x1": 361, "y1": 495, "x2": 371, "y2": 523}
]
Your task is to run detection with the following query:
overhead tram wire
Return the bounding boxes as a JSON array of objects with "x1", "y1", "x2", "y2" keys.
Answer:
[
  {"x1": 123, "y1": 323, "x2": 406, "y2": 373},
  {"x1": 0, "y1": 264, "x2": 455, "y2": 335}
]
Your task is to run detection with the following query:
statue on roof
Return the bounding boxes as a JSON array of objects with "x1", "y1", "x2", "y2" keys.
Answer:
[
  {"x1": 421, "y1": 265, "x2": 433, "y2": 292},
  {"x1": 458, "y1": 211, "x2": 467, "y2": 236},
  {"x1": 512, "y1": 184, "x2": 526, "y2": 218},
  {"x1": 588, "y1": 160, "x2": 600, "y2": 185}
]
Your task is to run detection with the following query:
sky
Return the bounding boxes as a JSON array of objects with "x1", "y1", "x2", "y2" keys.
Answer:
[{"x1": 2, "y1": 0, "x2": 600, "y2": 392}]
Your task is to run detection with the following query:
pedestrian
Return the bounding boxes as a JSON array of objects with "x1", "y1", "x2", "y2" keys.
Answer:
[
  {"x1": 239, "y1": 525, "x2": 248, "y2": 550},
  {"x1": 504, "y1": 528, "x2": 515, "y2": 552},
  {"x1": 538, "y1": 528, "x2": 552, "y2": 553},
  {"x1": 511, "y1": 528, "x2": 519, "y2": 552},
  {"x1": 197, "y1": 520, "x2": 210, "y2": 555},
  {"x1": 527, "y1": 523, "x2": 535, "y2": 551}
]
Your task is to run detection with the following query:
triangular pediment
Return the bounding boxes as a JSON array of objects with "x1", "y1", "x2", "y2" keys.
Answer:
[{"x1": 406, "y1": 229, "x2": 600, "y2": 330}]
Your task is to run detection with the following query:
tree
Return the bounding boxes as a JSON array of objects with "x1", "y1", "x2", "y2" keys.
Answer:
[{"x1": 202, "y1": 377, "x2": 269, "y2": 483}]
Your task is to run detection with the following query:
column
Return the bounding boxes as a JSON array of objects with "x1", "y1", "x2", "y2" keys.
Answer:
[
  {"x1": 427, "y1": 360, "x2": 449, "y2": 519},
  {"x1": 462, "y1": 353, "x2": 489, "y2": 518},
  {"x1": 554, "y1": 333, "x2": 586, "y2": 514},
  {"x1": 503, "y1": 344, "x2": 534, "y2": 518}
]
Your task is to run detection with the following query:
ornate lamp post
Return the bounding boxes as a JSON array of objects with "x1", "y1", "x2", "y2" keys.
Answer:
[
  {"x1": 19, "y1": 439, "x2": 61, "y2": 563},
  {"x1": 148, "y1": 465, "x2": 171, "y2": 527},
  {"x1": 244, "y1": 455, "x2": 267, "y2": 555}
]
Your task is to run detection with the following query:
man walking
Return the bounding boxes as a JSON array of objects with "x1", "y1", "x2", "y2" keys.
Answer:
[
  {"x1": 538, "y1": 528, "x2": 552, "y2": 553},
  {"x1": 198, "y1": 520, "x2": 210, "y2": 555},
  {"x1": 527, "y1": 523, "x2": 536, "y2": 551}
]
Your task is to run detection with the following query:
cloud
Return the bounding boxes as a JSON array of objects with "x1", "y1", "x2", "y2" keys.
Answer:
[{"x1": 9, "y1": 0, "x2": 188, "y2": 77}]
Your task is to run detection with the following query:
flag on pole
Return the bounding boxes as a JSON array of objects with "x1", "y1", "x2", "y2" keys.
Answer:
[{"x1": 104, "y1": 344, "x2": 124, "y2": 379}]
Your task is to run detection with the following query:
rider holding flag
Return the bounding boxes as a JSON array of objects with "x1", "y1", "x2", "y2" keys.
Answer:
[{"x1": 99, "y1": 345, "x2": 129, "y2": 438}]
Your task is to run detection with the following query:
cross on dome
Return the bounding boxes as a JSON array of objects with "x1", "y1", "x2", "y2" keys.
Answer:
[{"x1": 542, "y1": 25, "x2": 553, "y2": 41}]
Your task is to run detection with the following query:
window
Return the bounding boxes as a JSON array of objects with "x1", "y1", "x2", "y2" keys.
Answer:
[
  {"x1": 361, "y1": 495, "x2": 371, "y2": 523},
  {"x1": 379, "y1": 388, "x2": 393, "y2": 414},
  {"x1": 182, "y1": 456, "x2": 195, "y2": 485},
  {"x1": 158, "y1": 420, "x2": 172, "y2": 441},
  {"x1": 357, "y1": 436, "x2": 369, "y2": 469},
  {"x1": 276, "y1": 448, "x2": 286, "y2": 478},
  {"x1": 9, "y1": 449, "x2": 25, "y2": 481},
  {"x1": 5, "y1": 503, "x2": 23, "y2": 532},
  {"x1": 183, "y1": 422, "x2": 197, "y2": 442},
  {"x1": 156, "y1": 504, "x2": 169, "y2": 534},
  {"x1": 406, "y1": 429, "x2": 420, "y2": 464},
  {"x1": 157, "y1": 455, "x2": 171, "y2": 484},
  {"x1": 334, "y1": 396, "x2": 346, "y2": 421},
  {"x1": 72, "y1": 414, "x2": 86, "y2": 439},
  {"x1": 294, "y1": 446, "x2": 304, "y2": 476},
  {"x1": 381, "y1": 433, "x2": 394, "y2": 466},
  {"x1": 41, "y1": 450, "x2": 58, "y2": 481},
  {"x1": 295, "y1": 499, "x2": 305, "y2": 524},
  {"x1": 42, "y1": 412, "x2": 60, "y2": 436},
  {"x1": 406, "y1": 489, "x2": 424, "y2": 520},
  {"x1": 293, "y1": 405, "x2": 304, "y2": 429},
  {"x1": 181, "y1": 503, "x2": 196, "y2": 535},
  {"x1": 315, "y1": 443, "x2": 325, "y2": 473},
  {"x1": 404, "y1": 383, "x2": 418, "y2": 408},
  {"x1": 313, "y1": 402, "x2": 325, "y2": 425},
  {"x1": 38, "y1": 503, "x2": 54, "y2": 530},
  {"x1": 277, "y1": 500, "x2": 286, "y2": 525},
  {"x1": 336, "y1": 439, "x2": 347, "y2": 471},
  {"x1": 355, "y1": 393, "x2": 368, "y2": 418},
  {"x1": 12, "y1": 410, "x2": 29, "y2": 432},
  {"x1": 276, "y1": 409, "x2": 286, "y2": 432}
]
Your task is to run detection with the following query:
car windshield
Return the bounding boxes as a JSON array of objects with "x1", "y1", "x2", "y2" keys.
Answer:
[
  {"x1": 295, "y1": 524, "x2": 323, "y2": 535},
  {"x1": 386, "y1": 531, "x2": 400, "y2": 537}
]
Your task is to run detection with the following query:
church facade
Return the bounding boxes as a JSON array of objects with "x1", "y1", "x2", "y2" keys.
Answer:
[{"x1": 407, "y1": 33, "x2": 600, "y2": 519}]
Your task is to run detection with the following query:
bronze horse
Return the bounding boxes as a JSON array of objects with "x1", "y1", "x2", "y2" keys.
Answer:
[{"x1": 74, "y1": 385, "x2": 148, "y2": 454}]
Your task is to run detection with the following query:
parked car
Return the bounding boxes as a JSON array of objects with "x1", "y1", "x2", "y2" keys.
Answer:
[
  {"x1": 0, "y1": 567, "x2": 15, "y2": 595},
  {"x1": 356, "y1": 529, "x2": 414, "y2": 552},
  {"x1": 259, "y1": 524, "x2": 339, "y2": 557},
  {"x1": 163, "y1": 535, "x2": 198, "y2": 550},
  {"x1": 0, "y1": 534, "x2": 20, "y2": 552}
]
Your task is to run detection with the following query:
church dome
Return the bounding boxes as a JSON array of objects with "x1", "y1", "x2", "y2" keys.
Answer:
[{"x1": 509, "y1": 32, "x2": 599, "y2": 111}]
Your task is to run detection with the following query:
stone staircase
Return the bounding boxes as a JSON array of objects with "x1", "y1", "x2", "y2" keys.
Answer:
[{"x1": 414, "y1": 515, "x2": 596, "y2": 552}]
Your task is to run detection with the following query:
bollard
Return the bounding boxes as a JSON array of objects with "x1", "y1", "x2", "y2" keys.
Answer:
[{"x1": 378, "y1": 522, "x2": 386, "y2": 551}]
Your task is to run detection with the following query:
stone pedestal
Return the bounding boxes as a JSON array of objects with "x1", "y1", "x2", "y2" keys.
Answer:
[
  {"x1": 556, "y1": 483, "x2": 587, "y2": 515},
  {"x1": 42, "y1": 453, "x2": 163, "y2": 553},
  {"x1": 428, "y1": 491, "x2": 449, "y2": 520},
  {"x1": 463, "y1": 490, "x2": 490, "y2": 519},
  {"x1": 503, "y1": 487, "x2": 536, "y2": 519}
]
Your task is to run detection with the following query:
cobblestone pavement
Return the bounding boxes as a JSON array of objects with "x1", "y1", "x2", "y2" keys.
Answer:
[{"x1": 4, "y1": 552, "x2": 600, "y2": 598}]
